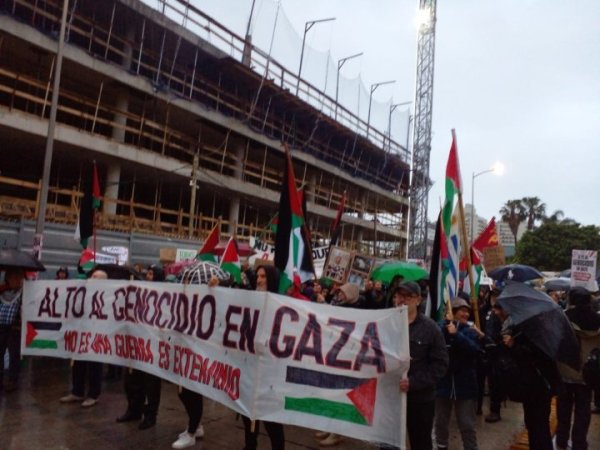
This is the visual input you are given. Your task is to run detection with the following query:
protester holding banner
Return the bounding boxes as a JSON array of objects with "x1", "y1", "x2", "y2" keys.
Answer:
[
  {"x1": 384, "y1": 281, "x2": 448, "y2": 450},
  {"x1": 0, "y1": 268, "x2": 25, "y2": 392},
  {"x1": 59, "y1": 269, "x2": 107, "y2": 407},
  {"x1": 116, "y1": 265, "x2": 164, "y2": 430},
  {"x1": 434, "y1": 298, "x2": 481, "y2": 450},
  {"x1": 242, "y1": 264, "x2": 285, "y2": 450}
]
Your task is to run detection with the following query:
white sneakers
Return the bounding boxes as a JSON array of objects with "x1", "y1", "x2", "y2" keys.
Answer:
[
  {"x1": 59, "y1": 394, "x2": 84, "y2": 403},
  {"x1": 60, "y1": 394, "x2": 97, "y2": 407},
  {"x1": 81, "y1": 398, "x2": 98, "y2": 408},
  {"x1": 172, "y1": 432, "x2": 196, "y2": 449},
  {"x1": 172, "y1": 425, "x2": 204, "y2": 449},
  {"x1": 178, "y1": 425, "x2": 204, "y2": 439},
  {"x1": 319, "y1": 433, "x2": 342, "y2": 447}
]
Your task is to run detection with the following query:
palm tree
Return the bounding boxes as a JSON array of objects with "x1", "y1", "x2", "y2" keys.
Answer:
[
  {"x1": 543, "y1": 209, "x2": 579, "y2": 226},
  {"x1": 543, "y1": 209, "x2": 565, "y2": 224},
  {"x1": 521, "y1": 196, "x2": 547, "y2": 230},
  {"x1": 500, "y1": 199, "x2": 527, "y2": 247}
]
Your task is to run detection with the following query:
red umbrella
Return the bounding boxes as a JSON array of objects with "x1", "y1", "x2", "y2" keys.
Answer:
[{"x1": 213, "y1": 241, "x2": 255, "y2": 257}]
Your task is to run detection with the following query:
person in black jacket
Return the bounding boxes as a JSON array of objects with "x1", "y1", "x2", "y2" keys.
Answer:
[
  {"x1": 380, "y1": 281, "x2": 449, "y2": 450},
  {"x1": 556, "y1": 287, "x2": 600, "y2": 450},
  {"x1": 496, "y1": 303, "x2": 562, "y2": 450},
  {"x1": 116, "y1": 265, "x2": 164, "y2": 430}
]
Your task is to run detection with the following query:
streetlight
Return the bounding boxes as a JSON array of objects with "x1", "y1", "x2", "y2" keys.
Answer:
[
  {"x1": 470, "y1": 162, "x2": 505, "y2": 243},
  {"x1": 335, "y1": 52, "x2": 363, "y2": 120},
  {"x1": 388, "y1": 100, "x2": 412, "y2": 151},
  {"x1": 296, "y1": 17, "x2": 336, "y2": 95},
  {"x1": 367, "y1": 80, "x2": 395, "y2": 138}
]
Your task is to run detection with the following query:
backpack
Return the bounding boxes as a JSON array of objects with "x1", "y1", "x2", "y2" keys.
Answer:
[{"x1": 582, "y1": 347, "x2": 600, "y2": 390}]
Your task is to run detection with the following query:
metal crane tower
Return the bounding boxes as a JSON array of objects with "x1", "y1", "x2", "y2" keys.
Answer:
[{"x1": 408, "y1": 0, "x2": 437, "y2": 260}]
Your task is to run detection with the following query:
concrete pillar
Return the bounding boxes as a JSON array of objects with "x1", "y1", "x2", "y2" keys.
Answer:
[
  {"x1": 112, "y1": 91, "x2": 129, "y2": 144},
  {"x1": 122, "y1": 26, "x2": 136, "y2": 70},
  {"x1": 228, "y1": 142, "x2": 244, "y2": 236},
  {"x1": 228, "y1": 197, "x2": 240, "y2": 237},
  {"x1": 308, "y1": 173, "x2": 317, "y2": 204},
  {"x1": 104, "y1": 162, "x2": 121, "y2": 215}
]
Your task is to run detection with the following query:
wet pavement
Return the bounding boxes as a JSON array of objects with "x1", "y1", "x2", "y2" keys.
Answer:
[{"x1": 2, "y1": 357, "x2": 600, "y2": 449}]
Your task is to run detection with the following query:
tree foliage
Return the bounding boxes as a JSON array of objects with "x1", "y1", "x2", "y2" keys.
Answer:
[
  {"x1": 500, "y1": 200, "x2": 527, "y2": 247},
  {"x1": 515, "y1": 222, "x2": 600, "y2": 271},
  {"x1": 521, "y1": 196, "x2": 546, "y2": 230}
]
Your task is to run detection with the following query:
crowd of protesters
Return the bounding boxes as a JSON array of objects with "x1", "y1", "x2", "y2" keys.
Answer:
[{"x1": 2, "y1": 258, "x2": 600, "y2": 450}]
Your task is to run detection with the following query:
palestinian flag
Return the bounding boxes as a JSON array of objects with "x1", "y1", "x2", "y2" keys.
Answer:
[
  {"x1": 76, "y1": 163, "x2": 101, "y2": 249},
  {"x1": 25, "y1": 321, "x2": 62, "y2": 349},
  {"x1": 442, "y1": 131, "x2": 462, "y2": 235},
  {"x1": 274, "y1": 147, "x2": 314, "y2": 293},
  {"x1": 196, "y1": 222, "x2": 220, "y2": 263},
  {"x1": 220, "y1": 237, "x2": 242, "y2": 284},
  {"x1": 428, "y1": 211, "x2": 450, "y2": 321},
  {"x1": 267, "y1": 214, "x2": 279, "y2": 234},
  {"x1": 329, "y1": 191, "x2": 346, "y2": 247},
  {"x1": 284, "y1": 366, "x2": 377, "y2": 426},
  {"x1": 77, "y1": 248, "x2": 95, "y2": 278}
]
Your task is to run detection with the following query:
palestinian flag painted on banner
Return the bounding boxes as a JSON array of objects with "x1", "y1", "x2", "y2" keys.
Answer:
[
  {"x1": 220, "y1": 237, "x2": 242, "y2": 284},
  {"x1": 196, "y1": 223, "x2": 220, "y2": 263},
  {"x1": 76, "y1": 163, "x2": 101, "y2": 249},
  {"x1": 274, "y1": 147, "x2": 314, "y2": 293},
  {"x1": 284, "y1": 366, "x2": 377, "y2": 426},
  {"x1": 25, "y1": 321, "x2": 62, "y2": 349}
]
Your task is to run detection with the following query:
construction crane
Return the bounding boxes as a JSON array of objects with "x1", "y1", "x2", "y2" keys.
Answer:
[{"x1": 408, "y1": 0, "x2": 437, "y2": 260}]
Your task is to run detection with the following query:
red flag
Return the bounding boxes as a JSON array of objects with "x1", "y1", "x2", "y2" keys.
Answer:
[
  {"x1": 446, "y1": 132, "x2": 462, "y2": 194},
  {"x1": 472, "y1": 217, "x2": 499, "y2": 252}
]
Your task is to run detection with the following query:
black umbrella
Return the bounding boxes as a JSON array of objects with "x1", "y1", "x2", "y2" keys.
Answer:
[
  {"x1": 497, "y1": 282, "x2": 580, "y2": 370},
  {"x1": 489, "y1": 264, "x2": 543, "y2": 282},
  {"x1": 544, "y1": 277, "x2": 571, "y2": 292},
  {"x1": 0, "y1": 248, "x2": 46, "y2": 271}
]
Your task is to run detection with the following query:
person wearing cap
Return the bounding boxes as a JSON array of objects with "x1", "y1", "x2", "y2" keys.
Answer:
[
  {"x1": 434, "y1": 297, "x2": 482, "y2": 450},
  {"x1": 381, "y1": 281, "x2": 448, "y2": 450},
  {"x1": 556, "y1": 287, "x2": 600, "y2": 450}
]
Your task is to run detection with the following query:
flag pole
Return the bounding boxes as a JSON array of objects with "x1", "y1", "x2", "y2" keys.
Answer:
[
  {"x1": 452, "y1": 129, "x2": 480, "y2": 328},
  {"x1": 93, "y1": 161, "x2": 97, "y2": 264}
]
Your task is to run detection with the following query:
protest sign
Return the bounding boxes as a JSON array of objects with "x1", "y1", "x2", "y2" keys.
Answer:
[
  {"x1": 22, "y1": 280, "x2": 409, "y2": 447},
  {"x1": 249, "y1": 237, "x2": 329, "y2": 278},
  {"x1": 571, "y1": 250, "x2": 598, "y2": 291}
]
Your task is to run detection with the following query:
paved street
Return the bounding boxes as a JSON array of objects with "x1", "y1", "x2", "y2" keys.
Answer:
[{"x1": 2, "y1": 357, "x2": 600, "y2": 449}]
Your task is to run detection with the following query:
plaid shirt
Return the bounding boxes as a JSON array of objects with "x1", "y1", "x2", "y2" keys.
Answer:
[{"x1": 0, "y1": 289, "x2": 22, "y2": 326}]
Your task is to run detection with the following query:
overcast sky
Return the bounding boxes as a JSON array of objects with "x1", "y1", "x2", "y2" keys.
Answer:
[{"x1": 159, "y1": 0, "x2": 600, "y2": 226}]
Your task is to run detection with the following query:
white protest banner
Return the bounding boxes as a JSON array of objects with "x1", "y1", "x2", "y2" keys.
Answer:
[
  {"x1": 571, "y1": 250, "x2": 598, "y2": 291},
  {"x1": 176, "y1": 248, "x2": 198, "y2": 262},
  {"x1": 22, "y1": 280, "x2": 409, "y2": 448}
]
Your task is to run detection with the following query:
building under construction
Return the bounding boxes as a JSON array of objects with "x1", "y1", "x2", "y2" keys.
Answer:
[{"x1": 0, "y1": 0, "x2": 412, "y2": 270}]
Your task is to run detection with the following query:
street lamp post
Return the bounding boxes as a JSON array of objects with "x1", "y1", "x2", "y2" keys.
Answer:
[
  {"x1": 387, "y1": 100, "x2": 412, "y2": 151},
  {"x1": 335, "y1": 52, "x2": 363, "y2": 120},
  {"x1": 470, "y1": 162, "x2": 504, "y2": 243},
  {"x1": 367, "y1": 80, "x2": 395, "y2": 138},
  {"x1": 296, "y1": 17, "x2": 336, "y2": 95}
]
